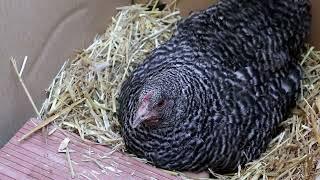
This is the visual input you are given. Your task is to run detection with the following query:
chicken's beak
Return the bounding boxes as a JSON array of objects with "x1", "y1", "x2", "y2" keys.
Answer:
[{"x1": 131, "y1": 102, "x2": 150, "y2": 128}]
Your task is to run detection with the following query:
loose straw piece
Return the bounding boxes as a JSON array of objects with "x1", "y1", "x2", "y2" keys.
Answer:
[
  {"x1": 18, "y1": 98, "x2": 85, "y2": 141},
  {"x1": 10, "y1": 57, "x2": 41, "y2": 118},
  {"x1": 19, "y1": 56, "x2": 28, "y2": 76},
  {"x1": 66, "y1": 147, "x2": 75, "y2": 178}
]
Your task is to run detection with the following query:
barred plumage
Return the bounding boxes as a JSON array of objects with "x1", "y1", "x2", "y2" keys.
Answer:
[{"x1": 118, "y1": 0, "x2": 311, "y2": 172}]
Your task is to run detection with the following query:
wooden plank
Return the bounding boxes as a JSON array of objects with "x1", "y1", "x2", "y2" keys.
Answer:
[
  {"x1": 21, "y1": 121, "x2": 177, "y2": 179},
  {"x1": 0, "y1": 171, "x2": 16, "y2": 180},
  {"x1": 0, "y1": 145, "x2": 67, "y2": 179},
  {"x1": 13, "y1": 129, "x2": 150, "y2": 179},
  {"x1": 16, "y1": 126, "x2": 172, "y2": 179},
  {"x1": 0, "y1": 159, "x2": 36, "y2": 180},
  {"x1": 0, "y1": 119, "x2": 180, "y2": 180}
]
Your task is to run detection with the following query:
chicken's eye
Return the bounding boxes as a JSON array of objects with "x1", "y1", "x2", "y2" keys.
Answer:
[{"x1": 157, "y1": 100, "x2": 165, "y2": 107}]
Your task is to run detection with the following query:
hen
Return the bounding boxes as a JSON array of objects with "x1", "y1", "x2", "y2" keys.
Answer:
[{"x1": 118, "y1": 0, "x2": 311, "y2": 172}]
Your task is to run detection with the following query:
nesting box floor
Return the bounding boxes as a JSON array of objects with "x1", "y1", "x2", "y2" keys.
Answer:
[{"x1": 0, "y1": 119, "x2": 179, "y2": 180}]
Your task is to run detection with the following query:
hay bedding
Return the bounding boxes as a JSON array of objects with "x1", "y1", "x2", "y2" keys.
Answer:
[{"x1": 17, "y1": 1, "x2": 320, "y2": 179}]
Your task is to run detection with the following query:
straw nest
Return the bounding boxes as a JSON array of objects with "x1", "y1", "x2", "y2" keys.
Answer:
[{"x1": 33, "y1": 1, "x2": 319, "y2": 179}]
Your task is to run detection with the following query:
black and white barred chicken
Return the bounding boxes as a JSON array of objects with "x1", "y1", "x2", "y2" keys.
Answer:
[{"x1": 118, "y1": 0, "x2": 311, "y2": 173}]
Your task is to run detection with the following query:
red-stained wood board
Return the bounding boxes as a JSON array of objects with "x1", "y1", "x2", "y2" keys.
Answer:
[{"x1": 0, "y1": 119, "x2": 181, "y2": 180}]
